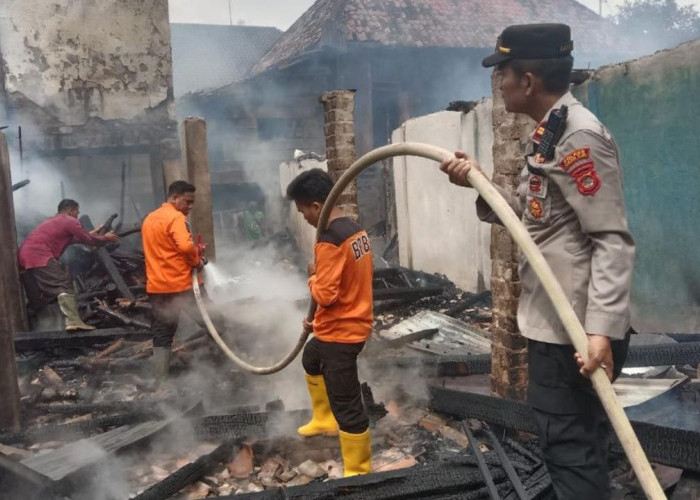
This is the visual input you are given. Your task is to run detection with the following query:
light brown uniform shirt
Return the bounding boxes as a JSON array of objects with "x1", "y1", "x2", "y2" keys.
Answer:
[{"x1": 478, "y1": 92, "x2": 635, "y2": 344}]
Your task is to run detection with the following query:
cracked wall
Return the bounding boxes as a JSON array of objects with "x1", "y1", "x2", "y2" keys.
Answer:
[
  {"x1": 0, "y1": 0, "x2": 176, "y2": 154},
  {"x1": 0, "y1": 0, "x2": 172, "y2": 125}
]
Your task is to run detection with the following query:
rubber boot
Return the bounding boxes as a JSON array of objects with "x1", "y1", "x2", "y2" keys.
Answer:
[
  {"x1": 153, "y1": 347, "x2": 171, "y2": 384},
  {"x1": 57, "y1": 293, "x2": 95, "y2": 331},
  {"x1": 297, "y1": 373, "x2": 339, "y2": 437},
  {"x1": 339, "y1": 428, "x2": 371, "y2": 477}
]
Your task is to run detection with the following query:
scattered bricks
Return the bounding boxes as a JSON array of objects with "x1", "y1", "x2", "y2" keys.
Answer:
[
  {"x1": 372, "y1": 448, "x2": 417, "y2": 473},
  {"x1": 286, "y1": 474, "x2": 314, "y2": 487},
  {"x1": 227, "y1": 443, "x2": 254, "y2": 479},
  {"x1": 418, "y1": 411, "x2": 445, "y2": 432},
  {"x1": 319, "y1": 459, "x2": 343, "y2": 479},
  {"x1": 438, "y1": 425, "x2": 470, "y2": 448},
  {"x1": 297, "y1": 459, "x2": 326, "y2": 479},
  {"x1": 41, "y1": 366, "x2": 64, "y2": 386},
  {"x1": 183, "y1": 481, "x2": 211, "y2": 499}
]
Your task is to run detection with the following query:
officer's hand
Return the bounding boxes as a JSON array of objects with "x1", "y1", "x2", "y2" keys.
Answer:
[
  {"x1": 302, "y1": 318, "x2": 313, "y2": 334},
  {"x1": 439, "y1": 151, "x2": 482, "y2": 187},
  {"x1": 104, "y1": 232, "x2": 120, "y2": 243},
  {"x1": 574, "y1": 334, "x2": 613, "y2": 381},
  {"x1": 196, "y1": 259, "x2": 205, "y2": 272},
  {"x1": 307, "y1": 262, "x2": 316, "y2": 277}
]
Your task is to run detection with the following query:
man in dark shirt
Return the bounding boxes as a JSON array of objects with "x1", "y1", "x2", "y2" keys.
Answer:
[{"x1": 19, "y1": 199, "x2": 118, "y2": 330}]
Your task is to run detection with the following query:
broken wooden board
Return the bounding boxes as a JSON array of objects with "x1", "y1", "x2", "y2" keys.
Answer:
[
  {"x1": 20, "y1": 401, "x2": 202, "y2": 482},
  {"x1": 14, "y1": 327, "x2": 150, "y2": 351},
  {"x1": 380, "y1": 310, "x2": 491, "y2": 356}
]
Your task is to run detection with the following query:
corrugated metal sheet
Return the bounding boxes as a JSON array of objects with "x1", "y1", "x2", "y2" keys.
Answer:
[{"x1": 380, "y1": 310, "x2": 491, "y2": 356}]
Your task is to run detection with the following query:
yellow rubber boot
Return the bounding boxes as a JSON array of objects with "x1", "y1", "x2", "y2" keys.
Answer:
[
  {"x1": 339, "y1": 428, "x2": 371, "y2": 477},
  {"x1": 297, "y1": 373, "x2": 339, "y2": 437}
]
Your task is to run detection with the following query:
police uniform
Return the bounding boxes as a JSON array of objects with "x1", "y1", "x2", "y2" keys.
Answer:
[{"x1": 478, "y1": 24, "x2": 635, "y2": 499}]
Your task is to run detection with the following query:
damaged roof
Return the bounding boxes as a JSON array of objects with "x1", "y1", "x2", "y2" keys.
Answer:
[
  {"x1": 171, "y1": 24, "x2": 282, "y2": 97},
  {"x1": 251, "y1": 0, "x2": 626, "y2": 74}
]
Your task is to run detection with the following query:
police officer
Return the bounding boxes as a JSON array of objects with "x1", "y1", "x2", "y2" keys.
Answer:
[{"x1": 440, "y1": 24, "x2": 635, "y2": 499}]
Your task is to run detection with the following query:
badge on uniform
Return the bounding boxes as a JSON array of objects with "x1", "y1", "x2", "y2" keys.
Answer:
[
  {"x1": 531, "y1": 121, "x2": 546, "y2": 144},
  {"x1": 559, "y1": 148, "x2": 590, "y2": 170},
  {"x1": 572, "y1": 165, "x2": 601, "y2": 195},
  {"x1": 528, "y1": 199, "x2": 544, "y2": 219},
  {"x1": 529, "y1": 175, "x2": 543, "y2": 193}
]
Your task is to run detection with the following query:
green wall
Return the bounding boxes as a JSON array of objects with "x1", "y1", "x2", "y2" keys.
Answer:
[{"x1": 575, "y1": 41, "x2": 700, "y2": 333}]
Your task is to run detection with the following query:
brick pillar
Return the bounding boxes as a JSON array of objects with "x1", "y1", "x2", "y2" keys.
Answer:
[
  {"x1": 319, "y1": 90, "x2": 359, "y2": 220},
  {"x1": 489, "y1": 70, "x2": 535, "y2": 401}
]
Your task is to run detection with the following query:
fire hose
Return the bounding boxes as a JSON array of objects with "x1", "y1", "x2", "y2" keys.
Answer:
[{"x1": 193, "y1": 141, "x2": 665, "y2": 499}]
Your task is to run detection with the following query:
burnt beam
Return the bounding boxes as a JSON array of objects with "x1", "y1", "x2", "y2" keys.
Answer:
[
  {"x1": 0, "y1": 131, "x2": 25, "y2": 430},
  {"x1": 133, "y1": 439, "x2": 241, "y2": 500},
  {"x1": 80, "y1": 215, "x2": 136, "y2": 302},
  {"x1": 429, "y1": 386, "x2": 700, "y2": 473},
  {"x1": 14, "y1": 327, "x2": 150, "y2": 351},
  {"x1": 371, "y1": 341, "x2": 700, "y2": 376}
]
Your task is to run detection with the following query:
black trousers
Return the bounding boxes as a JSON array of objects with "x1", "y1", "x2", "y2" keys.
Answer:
[
  {"x1": 527, "y1": 331, "x2": 631, "y2": 500},
  {"x1": 149, "y1": 288, "x2": 217, "y2": 348},
  {"x1": 302, "y1": 337, "x2": 369, "y2": 434}
]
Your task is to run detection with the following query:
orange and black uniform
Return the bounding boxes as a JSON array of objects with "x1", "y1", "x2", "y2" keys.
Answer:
[
  {"x1": 302, "y1": 217, "x2": 373, "y2": 433},
  {"x1": 142, "y1": 203, "x2": 205, "y2": 348}
]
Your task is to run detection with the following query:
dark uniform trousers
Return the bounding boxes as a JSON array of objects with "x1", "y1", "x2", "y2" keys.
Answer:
[
  {"x1": 528, "y1": 331, "x2": 631, "y2": 500},
  {"x1": 149, "y1": 287, "x2": 221, "y2": 348},
  {"x1": 302, "y1": 337, "x2": 369, "y2": 434}
]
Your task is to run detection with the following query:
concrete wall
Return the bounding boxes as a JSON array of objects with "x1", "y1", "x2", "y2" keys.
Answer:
[
  {"x1": 575, "y1": 39, "x2": 700, "y2": 334},
  {"x1": 391, "y1": 101, "x2": 494, "y2": 293},
  {"x1": 279, "y1": 158, "x2": 328, "y2": 260},
  {"x1": 0, "y1": 0, "x2": 172, "y2": 127},
  {"x1": 0, "y1": 0, "x2": 177, "y2": 225}
]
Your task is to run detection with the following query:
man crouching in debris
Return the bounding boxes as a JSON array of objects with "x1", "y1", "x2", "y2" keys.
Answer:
[
  {"x1": 141, "y1": 180, "x2": 207, "y2": 385},
  {"x1": 286, "y1": 169, "x2": 373, "y2": 477},
  {"x1": 18, "y1": 199, "x2": 119, "y2": 331},
  {"x1": 440, "y1": 24, "x2": 635, "y2": 499}
]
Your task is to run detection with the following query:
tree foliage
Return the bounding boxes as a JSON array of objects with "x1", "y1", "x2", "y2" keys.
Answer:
[{"x1": 614, "y1": 0, "x2": 700, "y2": 53}]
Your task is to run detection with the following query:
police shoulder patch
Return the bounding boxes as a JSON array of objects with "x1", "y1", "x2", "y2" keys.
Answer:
[
  {"x1": 559, "y1": 148, "x2": 590, "y2": 171},
  {"x1": 528, "y1": 199, "x2": 543, "y2": 219},
  {"x1": 568, "y1": 161, "x2": 601, "y2": 196}
]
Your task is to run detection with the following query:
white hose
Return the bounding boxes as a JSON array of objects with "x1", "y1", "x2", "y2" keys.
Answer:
[{"x1": 193, "y1": 141, "x2": 664, "y2": 499}]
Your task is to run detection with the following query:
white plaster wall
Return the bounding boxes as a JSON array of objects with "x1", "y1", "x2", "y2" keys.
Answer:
[
  {"x1": 392, "y1": 100, "x2": 494, "y2": 292},
  {"x1": 0, "y1": 0, "x2": 172, "y2": 124},
  {"x1": 279, "y1": 158, "x2": 329, "y2": 260}
]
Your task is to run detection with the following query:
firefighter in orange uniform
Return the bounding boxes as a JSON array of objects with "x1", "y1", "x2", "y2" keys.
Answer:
[{"x1": 286, "y1": 169, "x2": 373, "y2": 477}]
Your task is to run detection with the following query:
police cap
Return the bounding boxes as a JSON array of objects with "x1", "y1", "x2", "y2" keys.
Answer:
[{"x1": 482, "y1": 23, "x2": 573, "y2": 68}]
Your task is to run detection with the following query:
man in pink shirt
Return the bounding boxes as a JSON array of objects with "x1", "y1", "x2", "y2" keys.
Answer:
[{"x1": 19, "y1": 199, "x2": 118, "y2": 331}]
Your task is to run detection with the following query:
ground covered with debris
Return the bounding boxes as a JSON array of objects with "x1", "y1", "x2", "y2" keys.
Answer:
[{"x1": 2, "y1": 242, "x2": 700, "y2": 499}]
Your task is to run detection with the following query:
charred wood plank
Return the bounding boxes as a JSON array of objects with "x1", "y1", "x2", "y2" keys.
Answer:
[
  {"x1": 94, "y1": 305, "x2": 150, "y2": 329},
  {"x1": 29, "y1": 400, "x2": 160, "y2": 417},
  {"x1": 462, "y1": 423, "x2": 500, "y2": 500},
  {"x1": 19, "y1": 401, "x2": 202, "y2": 483},
  {"x1": 80, "y1": 215, "x2": 136, "y2": 302},
  {"x1": 444, "y1": 291, "x2": 492, "y2": 318},
  {"x1": 133, "y1": 439, "x2": 241, "y2": 500},
  {"x1": 373, "y1": 285, "x2": 443, "y2": 302},
  {"x1": 484, "y1": 429, "x2": 529, "y2": 500},
  {"x1": 374, "y1": 341, "x2": 700, "y2": 376},
  {"x1": 191, "y1": 410, "x2": 311, "y2": 441},
  {"x1": 14, "y1": 327, "x2": 150, "y2": 351},
  {"x1": 429, "y1": 386, "x2": 700, "y2": 473},
  {"x1": 0, "y1": 451, "x2": 56, "y2": 499},
  {"x1": 0, "y1": 412, "x2": 160, "y2": 445}
]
